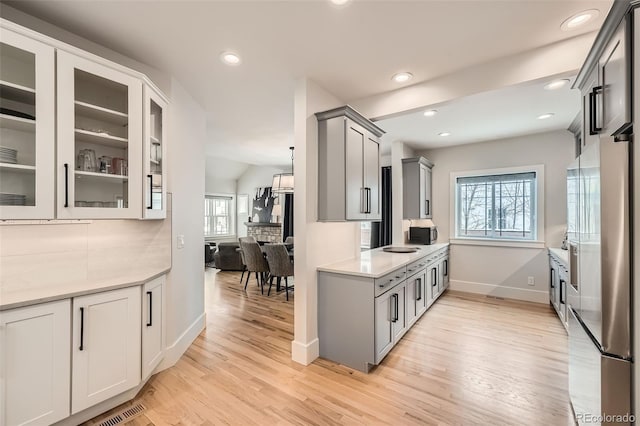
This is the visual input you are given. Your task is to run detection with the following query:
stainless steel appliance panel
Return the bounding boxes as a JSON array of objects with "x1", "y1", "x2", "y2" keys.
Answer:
[
  {"x1": 598, "y1": 135, "x2": 631, "y2": 358},
  {"x1": 578, "y1": 142, "x2": 602, "y2": 344},
  {"x1": 570, "y1": 308, "x2": 601, "y2": 425}
]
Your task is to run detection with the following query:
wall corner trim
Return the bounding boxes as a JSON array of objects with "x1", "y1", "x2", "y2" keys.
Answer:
[
  {"x1": 291, "y1": 338, "x2": 320, "y2": 365},
  {"x1": 158, "y1": 312, "x2": 206, "y2": 371}
]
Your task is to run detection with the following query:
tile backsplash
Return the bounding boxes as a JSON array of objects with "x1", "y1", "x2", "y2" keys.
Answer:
[{"x1": 0, "y1": 196, "x2": 172, "y2": 289}]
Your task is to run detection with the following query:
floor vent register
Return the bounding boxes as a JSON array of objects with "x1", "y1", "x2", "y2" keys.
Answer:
[{"x1": 94, "y1": 403, "x2": 146, "y2": 426}]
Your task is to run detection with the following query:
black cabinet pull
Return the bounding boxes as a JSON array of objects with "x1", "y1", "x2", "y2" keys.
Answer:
[
  {"x1": 64, "y1": 163, "x2": 69, "y2": 207},
  {"x1": 444, "y1": 260, "x2": 448, "y2": 277},
  {"x1": 147, "y1": 175, "x2": 153, "y2": 209},
  {"x1": 416, "y1": 278, "x2": 422, "y2": 301},
  {"x1": 590, "y1": 86, "x2": 603, "y2": 135},
  {"x1": 559, "y1": 279, "x2": 565, "y2": 305},
  {"x1": 390, "y1": 294, "x2": 397, "y2": 323},
  {"x1": 360, "y1": 187, "x2": 366, "y2": 214},
  {"x1": 432, "y1": 268, "x2": 437, "y2": 287},
  {"x1": 79, "y1": 307, "x2": 85, "y2": 351},
  {"x1": 147, "y1": 291, "x2": 153, "y2": 326},
  {"x1": 550, "y1": 268, "x2": 555, "y2": 288},
  {"x1": 425, "y1": 200, "x2": 430, "y2": 216},
  {"x1": 394, "y1": 294, "x2": 399, "y2": 322}
]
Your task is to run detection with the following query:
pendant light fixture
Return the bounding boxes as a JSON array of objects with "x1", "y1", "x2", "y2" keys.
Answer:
[{"x1": 272, "y1": 146, "x2": 294, "y2": 194}]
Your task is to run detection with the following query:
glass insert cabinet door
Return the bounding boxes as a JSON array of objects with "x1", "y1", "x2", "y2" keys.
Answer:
[
  {"x1": 0, "y1": 27, "x2": 55, "y2": 219},
  {"x1": 56, "y1": 50, "x2": 142, "y2": 219},
  {"x1": 143, "y1": 86, "x2": 167, "y2": 219}
]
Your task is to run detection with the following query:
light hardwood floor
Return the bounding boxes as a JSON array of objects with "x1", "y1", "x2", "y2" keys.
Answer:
[{"x1": 87, "y1": 269, "x2": 573, "y2": 426}]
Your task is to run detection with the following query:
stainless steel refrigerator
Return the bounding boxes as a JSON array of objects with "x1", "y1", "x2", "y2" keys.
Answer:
[{"x1": 568, "y1": 11, "x2": 633, "y2": 425}]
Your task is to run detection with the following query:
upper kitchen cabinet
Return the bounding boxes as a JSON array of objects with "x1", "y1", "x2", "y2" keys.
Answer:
[
  {"x1": 316, "y1": 105, "x2": 385, "y2": 222},
  {"x1": 143, "y1": 85, "x2": 168, "y2": 219},
  {"x1": 56, "y1": 50, "x2": 143, "y2": 219},
  {"x1": 402, "y1": 157, "x2": 434, "y2": 219},
  {"x1": 577, "y1": 15, "x2": 631, "y2": 146},
  {"x1": 0, "y1": 28, "x2": 55, "y2": 219}
]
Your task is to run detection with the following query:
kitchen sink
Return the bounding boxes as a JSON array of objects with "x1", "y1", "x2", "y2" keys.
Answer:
[{"x1": 382, "y1": 246, "x2": 419, "y2": 253}]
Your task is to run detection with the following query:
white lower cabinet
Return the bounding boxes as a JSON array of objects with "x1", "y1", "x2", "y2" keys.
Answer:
[
  {"x1": 142, "y1": 276, "x2": 164, "y2": 379},
  {"x1": 0, "y1": 300, "x2": 71, "y2": 426},
  {"x1": 71, "y1": 286, "x2": 141, "y2": 414}
]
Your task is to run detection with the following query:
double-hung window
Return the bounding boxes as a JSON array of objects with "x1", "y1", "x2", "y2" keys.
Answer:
[
  {"x1": 455, "y1": 169, "x2": 539, "y2": 241},
  {"x1": 204, "y1": 195, "x2": 234, "y2": 237}
]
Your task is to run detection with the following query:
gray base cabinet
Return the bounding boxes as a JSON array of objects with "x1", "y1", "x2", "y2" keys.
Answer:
[
  {"x1": 318, "y1": 246, "x2": 450, "y2": 372},
  {"x1": 549, "y1": 251, "x2": 569, "y2": 331}
]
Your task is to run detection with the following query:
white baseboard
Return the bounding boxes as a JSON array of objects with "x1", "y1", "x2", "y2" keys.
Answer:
[
  {"x1": 449, "y1": 279, "x2": 548, "y2": 304},
  {"x1": 291, "y1": 338, "x2": 319, "y2": 365},
  {"x1": 158, "y1": 312, "x2": 206, "y2": 371}
]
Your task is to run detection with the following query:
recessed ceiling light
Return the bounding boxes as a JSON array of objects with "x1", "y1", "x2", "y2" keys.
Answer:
[
  {"x1": 439, "y1": 132, "x2": 451, "y2": 137},
  {"x1": 330, "y1": 0, "x2": 350, "y2": 4},
  {"x1": 544, "y1": 79, "x2": 570, "y2": 90},
  {"x1": 220, "y1": 51, "x2": 241, "y2": 65},
  {"x1": 423, "y1": 110, "x2": 438, "y2": 117},
  {"x1": 392, "y1": 72, "x2": 413, "y2": 83},
  {"x1": 537, "y1": 113, "x2": 555, "y2": 120},
  {"x1": 561, "y1": 9, "x2": 599, "y2": 31}
]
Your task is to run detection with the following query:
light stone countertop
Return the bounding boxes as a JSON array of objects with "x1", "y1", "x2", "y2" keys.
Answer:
[
  {"x1": 318, "y1": 243, "x2": 449, "y2": 278},
  {"x1": 0, "y1": 267, "x2": 170, "y2": 311},
  {"x1": 548, "y1": 247, "x2": 569, "y2": 266}
]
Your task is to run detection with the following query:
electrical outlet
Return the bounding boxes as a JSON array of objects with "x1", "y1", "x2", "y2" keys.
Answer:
[
  {"x1": 177, "y1": 234, "x2": 185, "y2": 249},
  {"x1": 527, "y1": 276, "x2": 535, "y2": 286}
]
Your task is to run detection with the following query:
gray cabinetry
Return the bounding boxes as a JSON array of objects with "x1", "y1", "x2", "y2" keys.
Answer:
[
  {"x1": 375, "y1": 281, "x2": 407, "y2": 363},
  {"x1": 581, "y1": 67, "x2": 600, "y2": 149},
  {"x1": 317, "y1": 105, "x2": 385, "y2": 222},
  {"x1": 548, "y1": 250, "x2": 569, "y2": 331},
  {"x1": 407, "y1": 268, "x2": 427, "y2": 327},
  {"x1": 402, "y1": 157, "x2": 434, "y2": 219}
]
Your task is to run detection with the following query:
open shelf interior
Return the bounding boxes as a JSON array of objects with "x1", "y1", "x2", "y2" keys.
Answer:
[
  {"x1": 0, "y1": 167, "x2": 35, "y2": 206},
  {"x1": 0, "y1": 42, "x2": 35, "y2": 93}
]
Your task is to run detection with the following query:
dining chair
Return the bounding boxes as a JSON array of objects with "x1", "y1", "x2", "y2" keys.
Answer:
[
  {"x1": 239, "y1": 240, "x2": 269, "y2": 293},
  {"x1": 238, "y1": 236, "x2": 256, "y2": 283},
  {"x1": 263, "y1": 244, "x2": 294, "y2": 301}
]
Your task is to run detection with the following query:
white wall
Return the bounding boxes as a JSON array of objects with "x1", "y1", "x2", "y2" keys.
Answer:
[
  {"x1": 236, "y1": 164, "x2": 285, "y2": 237},
  {"x1": 164, "y1": 77, "x2": 206, "y2": 353},
  {"x1": 204, "y1": 155, "x2": 248, "y2": 194},
  {"x1": 292, "y1": 78, "x2": 360, "y2": 365},
  {"x1": 417, "y1": 130, "x2": 575, "y2": 302}
]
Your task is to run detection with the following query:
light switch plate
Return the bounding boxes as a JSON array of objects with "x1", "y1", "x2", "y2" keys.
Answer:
[
  {"x1": 527, "y1": 276, "x2": 535, "y2": 286},
  {"x1": 177, "y1": 234, "x2": 185, "y2": 249}
]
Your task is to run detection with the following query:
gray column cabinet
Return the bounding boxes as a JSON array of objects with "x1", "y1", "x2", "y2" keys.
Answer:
[
  {"x1": 402, "y1": 157, "x2": 434, "y2": 219},
  {"x1": 316, "y1": 105, "x2": 385, "y2": 222}
]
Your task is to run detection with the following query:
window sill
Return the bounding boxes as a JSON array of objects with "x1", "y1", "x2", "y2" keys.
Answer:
[{"x1": 450, "y1": 238, "x2": 546, "y2": 249}]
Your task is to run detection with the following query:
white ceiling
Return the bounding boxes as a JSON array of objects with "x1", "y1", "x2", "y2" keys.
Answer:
[
  {"x1": 377, "y1": 74, "x2": 581, "y2": 153},
  {"x1": 5, "y1": 0, "x2": 611, "y2": 165}
]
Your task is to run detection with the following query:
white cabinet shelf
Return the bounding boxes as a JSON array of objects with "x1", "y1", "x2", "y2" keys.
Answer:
[
  {"x1": 0, "y1": 112, "x2": 35, "y2": 131},
  {"x1": 0, "y1": 79, "x2": 35, "y2": 104},
  {"x1": 74, "y1": 128, "x2": 128, "y2": 147},
  {"x1": 0, "y1": 162, "x2": 36, "y2": 173},
  {"x1": 74, "y1": 100, "x2": 128, "y2": 126},
  {"x1": 75, "y1": 170, "x2": 128, "y2": 181}
]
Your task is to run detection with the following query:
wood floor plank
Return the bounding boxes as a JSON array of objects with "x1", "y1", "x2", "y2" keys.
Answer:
[{"x1": 85, "y1": 269, "x2": 573, "y2": 426}]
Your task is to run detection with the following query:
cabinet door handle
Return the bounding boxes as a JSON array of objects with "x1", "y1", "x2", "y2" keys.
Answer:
[
  {"x1": 147, "y1": 291, "x2": 153, "y2": 327},
  {"x1": 444, "y1": 259, "x2": 448, "y2": 277},
  {"x1": 559, "y1": 280, "x2": 565, "y2": 305},
  {"x1": 550, "y1": 268, "x2": 555, "y2": 288},
  {"x1": 367, "y1": 187, "x2": 372, "y2": 214},
  {"x1": 360, "y1": 188, "x2": 366, "y2": 214},
  {"x1": 79, "y1": 307, "x2": 85, "y2": 351},
  {"x1": 432, "y1": 268, "x2": 437, "y2": 287},
  {"x1": 416, "y1": 278, "x2": 422, "y2": 301},
  {"x1": 147, "y1": 175, "x2": 153, "y2": 209},
  {"x1": 394, "y1": 294, "x2": 399, "y2": 322},
  {"x1": 425, "y1": 199, "x2": 430, "y2": 216},
  {"x1": 64, "y1": 163, "x2": 69, "y2": 207},
  {"x1": 590, "y1": 86, "x2": 603, "y2": 135}
]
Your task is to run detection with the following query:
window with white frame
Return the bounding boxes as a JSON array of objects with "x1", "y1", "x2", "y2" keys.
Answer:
[
  {"x1": 204, "y1": 195, "x2": 235, "y2": 237},
  {"x1": 455, "y1": 170, "x2": 538, "y2": 241}
]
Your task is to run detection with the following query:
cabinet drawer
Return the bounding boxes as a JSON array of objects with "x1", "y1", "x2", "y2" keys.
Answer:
[
  {"x1": 406, "y1": 256, "x2": 429, "y2": 277},
  {"x1": 375, "y1": 267, "x2": 407, "y2": 297}
]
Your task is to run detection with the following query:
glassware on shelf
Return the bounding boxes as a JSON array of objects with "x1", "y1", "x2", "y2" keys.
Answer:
[
  {"x1": 98, "y1": 155, "x2": 112, "y2": 174},
  {"x1": 77, "y1": 149, "x2": 97, "y2": 172}
]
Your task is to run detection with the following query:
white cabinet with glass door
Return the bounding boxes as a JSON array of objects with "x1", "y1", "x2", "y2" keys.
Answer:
[
  {"x1": 57, "y1": 50, "x2": 142, "y2": 219},
  {"x1": 0, "y1": 27, "x2": 55, "y2": 219},
  {"x1": 143, "y1": 85, "x2": 167, "y2": 219}
]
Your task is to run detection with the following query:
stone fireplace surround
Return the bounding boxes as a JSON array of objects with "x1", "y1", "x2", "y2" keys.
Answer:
[{"x1": 245, "y1": 222, "x2": 282, "y2": 243}]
